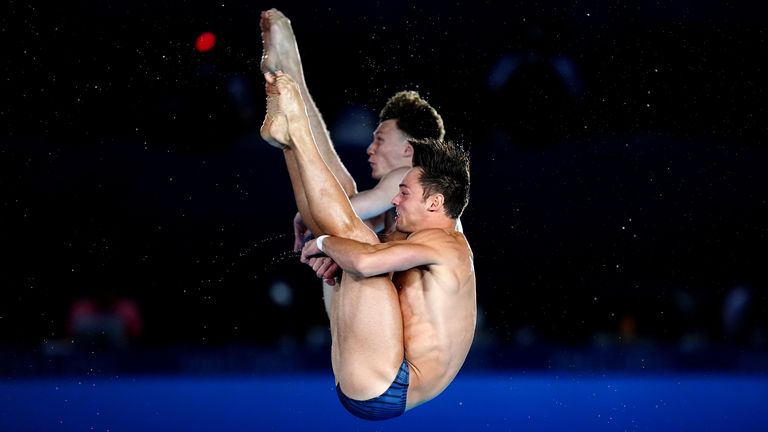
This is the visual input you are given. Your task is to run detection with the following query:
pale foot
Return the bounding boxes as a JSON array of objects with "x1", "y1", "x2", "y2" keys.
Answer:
[
  {"x1": 260, "y1": 72, "x2": 306, "y2": 149},
  {"x1": 260, "y1": 76, "x2": 291, "y2": 148},
  {"x1": 259, "y1": 9, "x2": 305, "y2": 83}
]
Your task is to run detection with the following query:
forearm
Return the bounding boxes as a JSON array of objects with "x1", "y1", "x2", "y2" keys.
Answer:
[
  {"x1": 349, "y1": 190, "x2": 393, "y2": 221},
  {"x1": 310, "y1": 231, "x2": 435, "y2": 277},
  {"x1": 319, "y1": 236, "x2": 380, "y2": 277}
]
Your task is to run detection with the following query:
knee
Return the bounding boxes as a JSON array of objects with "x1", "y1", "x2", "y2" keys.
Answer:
[{"x1": 331, "y1": 219, "x2": 379, "y2": 245}]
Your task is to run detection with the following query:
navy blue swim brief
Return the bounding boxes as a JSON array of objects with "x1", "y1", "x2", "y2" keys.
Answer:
[{"x1": 336, "y1": 359, "x2": 409, "y2": 421}]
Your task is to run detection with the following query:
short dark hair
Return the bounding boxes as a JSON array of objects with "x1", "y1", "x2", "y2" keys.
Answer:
[
  {"x1": 410, "y1": 139, "x2": 470, "y2": 219},
  {"x1": 379, "y1": 91, "x2": 445, "y2": 141}
]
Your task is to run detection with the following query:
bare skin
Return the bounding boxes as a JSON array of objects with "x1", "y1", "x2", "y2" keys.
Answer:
[
  {"x1": 261, "y1": 7, "x2": 357, "y2": 300},
  {"x1": 261, "y1": 71, "x2": 405, "y2": 401},
  {"x1": 302, "y1": 167, "x2": 477, "y2": 408},
  {"x1": 260, "y1": 79, "x2": 290, "y2": 149},
  {"x1": 260, "y1": 8, "x2": 415, "y2": 306},
  {"x1": 260, "y1": 9, "x2": 356, "y2": 196},
  {"x1": 260, "y1": 12, "x2": 474, "y2": 411}
]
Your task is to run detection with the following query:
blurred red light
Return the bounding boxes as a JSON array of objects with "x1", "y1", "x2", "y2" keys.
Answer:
[{"x1": 195, "y1": 32, "x2": 216, "y2": 53}]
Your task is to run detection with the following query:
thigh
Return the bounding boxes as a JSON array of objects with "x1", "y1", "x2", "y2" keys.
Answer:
[{"x1": 330, "y1": 273, "x2": 404, "y2": 401}]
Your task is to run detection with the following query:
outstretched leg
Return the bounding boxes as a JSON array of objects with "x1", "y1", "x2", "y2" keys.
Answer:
[
  {"x1": 262, "y1": 71, "x2": 404, "y2": 401},
  {"x1": 263, "y1": 72, "x2": 371, "y2": 242},
  {"x1": 261, "y1": 9, "x2": 357, "y2": 344},
  {"x1": 260, "y1": 9, "x2": 357, "y2": 196},
  {"x1": 260, "y1": 70, "x2": 322, "y2": 235},
  {"x1": 263, "y1": 86, "x2": 364, "y2": 241}
]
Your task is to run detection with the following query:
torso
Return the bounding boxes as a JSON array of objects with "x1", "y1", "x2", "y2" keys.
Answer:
[{"x1": 393, "y1": 229, "x2": 476, "y2": 408}]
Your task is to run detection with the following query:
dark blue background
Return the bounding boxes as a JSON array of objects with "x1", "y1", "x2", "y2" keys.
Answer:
[{"x1": 2, "y1": 0, "x2": 767, "y2": 381}]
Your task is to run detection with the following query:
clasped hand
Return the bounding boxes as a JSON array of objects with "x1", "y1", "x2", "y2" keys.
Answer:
[{"x1": 294, "y1": 211, "x2": 340, "y2": 286}]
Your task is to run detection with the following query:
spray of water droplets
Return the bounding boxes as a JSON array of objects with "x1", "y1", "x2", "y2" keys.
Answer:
[{"x1": 228, "y1": 232, "x2": 302, "y2": 281}]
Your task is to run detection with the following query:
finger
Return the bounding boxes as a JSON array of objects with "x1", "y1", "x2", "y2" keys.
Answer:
[
  {"x1": 300, "y1": 252, "x2": 311, "y2": 264},
  {"x1": 316, "y1": 259, "x2": 333, "y2": 278},
  {"x1": 293, "y1": 233, "x2": 303, "y2": 252},
  {"x1": 296, "y1": 229, "x2": 313, "y2": 253},
  {"x1": 316, "y1": 266, "x2": 328, "y2": 279},
  {"x1": 322, "y1": 263, "x2": 339, "y2": 280},
  {"x1": 302, "y1": 240, "x2": 315, "y2": 255},
  {"x1": 312, "y1": 258, "x2": 325, "y2": 273}
]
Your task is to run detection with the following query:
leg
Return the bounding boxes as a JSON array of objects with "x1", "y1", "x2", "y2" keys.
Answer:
[
  {"x1": 262, "y1": 72, "x2": 404, "y2": 400},
  {"x1": 260, "y1": 72, "x2": 321, "y2": 236},
  {"x1": 260, "y1": 9, "x2": 357, "y2": 197},
  {"x1": 261, "y1": 8, "x2": 356, "y2": 332}
]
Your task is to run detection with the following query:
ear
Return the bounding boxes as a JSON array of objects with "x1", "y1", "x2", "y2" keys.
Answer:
[
  {"x1": 426, "y1": 193, "x2": 444, "y2": 213},
  {"x1": 403, "y1": 141, "x2": 413, "y2": 157}
]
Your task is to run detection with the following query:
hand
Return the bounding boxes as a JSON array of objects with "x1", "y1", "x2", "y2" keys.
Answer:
[
  {"x1": 307, "y1": 257, "x2": 340, "y2": 286},
  {"x1": 293, "y1": 212, "x2": 312, "y2": 252},
  {"x1": 299, "y1": 239, "x2": 339, "y2": 286},
  {"x1": 300, "y1": 238, "x2": 323, "y2": 263}
]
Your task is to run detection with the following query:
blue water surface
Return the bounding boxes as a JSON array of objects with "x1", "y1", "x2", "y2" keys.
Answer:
[{"x1": 2, "y1": 372, "x2": 767, "y2": 431}]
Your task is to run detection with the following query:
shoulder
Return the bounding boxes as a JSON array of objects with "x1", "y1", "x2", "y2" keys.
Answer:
[
  {"x1": 409, "y1": 228, "x2": 471, "y2": 259},
  {"x1": 406, "y1": 228, "x2": 461, "y2": 246},
  {"x1": 385, "y1": 166, "x2": 411, "y2": 178},
  {"x1": 377, "y1": 166, "x2": 410, "y2": 185},
  {"x1": 404, "y1": 229, "x2": 472, "y2": 278}
]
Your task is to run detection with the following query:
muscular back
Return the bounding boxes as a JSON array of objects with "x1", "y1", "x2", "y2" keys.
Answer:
[{"x1": 394, "y1": 229, "x2": 476, "y2": 408}]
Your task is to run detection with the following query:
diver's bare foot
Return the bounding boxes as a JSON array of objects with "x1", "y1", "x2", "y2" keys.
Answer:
[
  {"x1": 260, "y1": 72, "x2": 306, "y2": 149},
  {"x1": 260, "y1": 75, "x2": 291, "y2": 148},
  {"x1": 259, "y1": 9, "x2": 305, "y2": 83}
]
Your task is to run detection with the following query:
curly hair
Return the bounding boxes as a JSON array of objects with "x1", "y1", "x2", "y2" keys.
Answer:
[
  {"x1": 410, "y1": 139, "x2": 470, "y2": 219},
  {"x1": 379, "y1": 91, "x2": 445, "y2": 141}
]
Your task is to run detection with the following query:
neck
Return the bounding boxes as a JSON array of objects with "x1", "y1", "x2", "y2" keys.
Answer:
[{"x1": 426, "y1": 213, "x2": 458, "y2": 231}]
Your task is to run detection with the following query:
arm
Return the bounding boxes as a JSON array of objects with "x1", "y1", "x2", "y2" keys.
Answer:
[
  {"x1": 303, "y1": 229, "x2": 448, "y2": 277},
  {"x1": 349, "y1": 167, "x2": 409, "y2": 221},
  {"x1": 293, "y1": 166, "x2": 407, "y2": 250}
]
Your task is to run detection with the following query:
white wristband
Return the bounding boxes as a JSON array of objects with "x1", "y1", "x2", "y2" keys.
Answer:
[{"x1": 316, "y1": 235, "x2": 330, "y2": 252}]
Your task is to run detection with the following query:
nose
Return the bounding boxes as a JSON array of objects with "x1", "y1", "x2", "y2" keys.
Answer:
[
  {"x1": 366, "y1": 142, "x2": 375, "y2": 156},
  {"x1": 391, "y1": 194, "x2": 400, "y2": 206}
]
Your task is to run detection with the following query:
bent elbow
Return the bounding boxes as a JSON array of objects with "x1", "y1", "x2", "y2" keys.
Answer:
[{"x1": 349, "y1": 254, "x2": 384, "y2": 278}]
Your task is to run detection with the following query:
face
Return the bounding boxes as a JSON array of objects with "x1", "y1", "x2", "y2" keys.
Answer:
[
  {"x1": 367, "y1": 119, "x2": 410, "y2": 180},
  {"x1": 391, "y1": 168, "x2": 427, "y2": 233}
]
